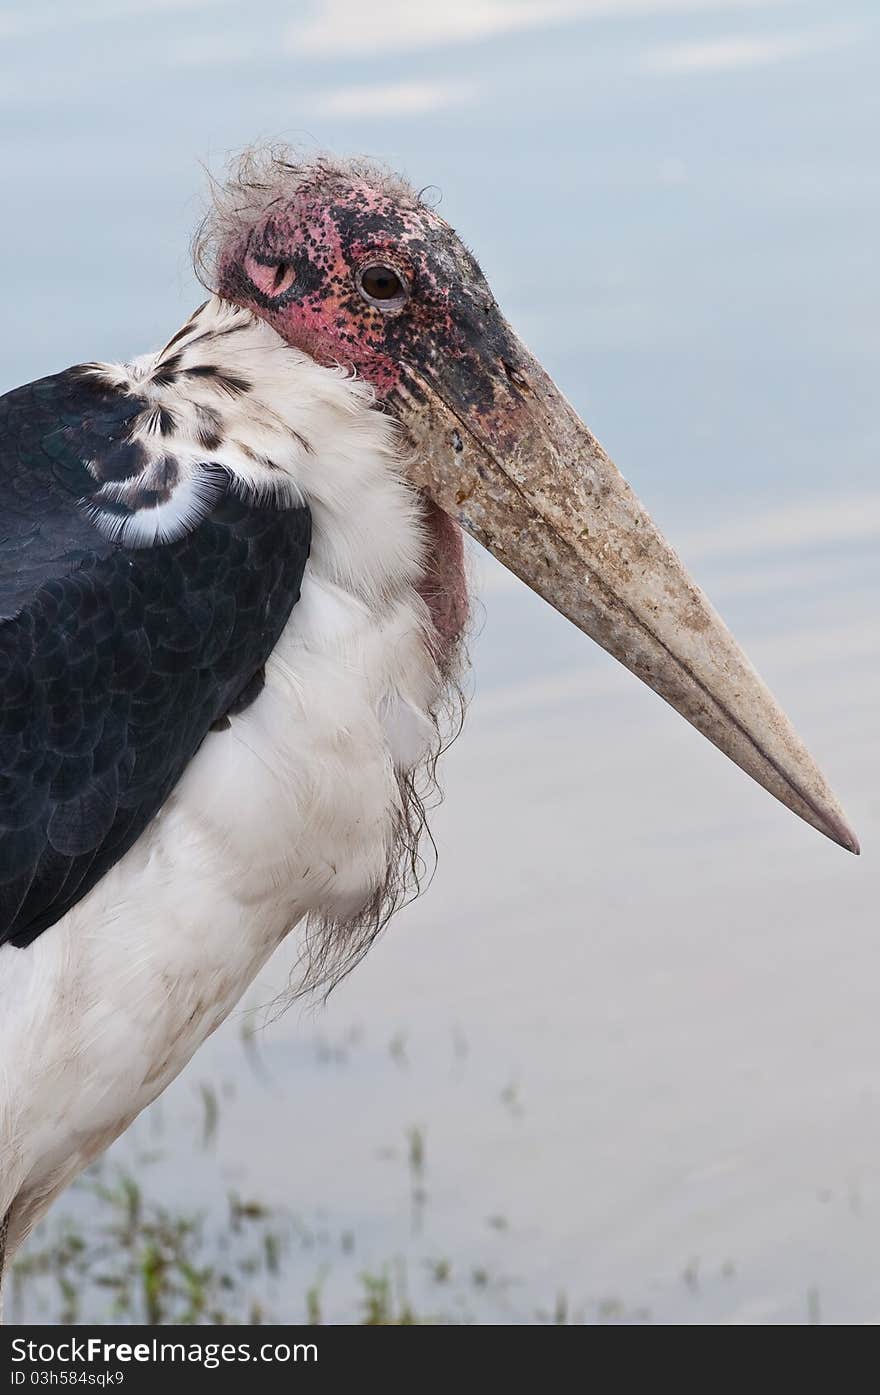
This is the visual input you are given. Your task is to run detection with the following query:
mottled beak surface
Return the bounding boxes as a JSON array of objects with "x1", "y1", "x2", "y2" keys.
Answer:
[{"x1": 394, "y1": 325, "x2": 859, "y2": 854}]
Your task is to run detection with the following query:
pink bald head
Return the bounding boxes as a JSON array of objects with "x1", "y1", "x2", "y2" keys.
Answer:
[
  {"x1": 209, "y1": 159, "x2": 494, "y2": 403},
  {"x1": 206, "y1": 156, "x2": 483, "y2": 654}
]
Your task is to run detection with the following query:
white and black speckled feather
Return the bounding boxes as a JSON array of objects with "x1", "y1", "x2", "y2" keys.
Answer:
[{"x1": 79, "y1": 299, "x2": 308, "y2": 545}]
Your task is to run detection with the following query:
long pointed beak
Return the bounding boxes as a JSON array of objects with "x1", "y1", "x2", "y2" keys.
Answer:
[{"x1": 394, "y1": 327, "x2": 859, "y2": 854}]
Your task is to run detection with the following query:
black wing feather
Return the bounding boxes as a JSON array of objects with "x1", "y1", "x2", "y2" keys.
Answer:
[{"x1": 0, "y1": 367, "x2": 310, "y2": 948}]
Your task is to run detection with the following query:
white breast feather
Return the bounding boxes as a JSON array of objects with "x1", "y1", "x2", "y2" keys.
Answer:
[{"x1": 0, "y1": 299, "x2": 453, "y2": 1260}]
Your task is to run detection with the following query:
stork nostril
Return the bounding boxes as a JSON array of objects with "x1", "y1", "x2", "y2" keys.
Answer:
[{"x1": 502, "y1": 360, "x2": 529, "y2": 391}]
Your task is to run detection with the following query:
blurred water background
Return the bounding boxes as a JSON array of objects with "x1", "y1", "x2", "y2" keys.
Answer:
[{"x1": 1, "y1": 0, "x2": 878, "y2": 1323}]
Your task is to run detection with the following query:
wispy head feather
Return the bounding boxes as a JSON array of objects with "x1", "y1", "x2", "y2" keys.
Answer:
[{"x1": 194, "y1": 143, "x2": 424, "y2": 290}]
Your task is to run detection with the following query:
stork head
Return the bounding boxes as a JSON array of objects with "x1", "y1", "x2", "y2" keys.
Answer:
[{"x1": 203, "y1": 150, "x2": 858, "y2": 854}]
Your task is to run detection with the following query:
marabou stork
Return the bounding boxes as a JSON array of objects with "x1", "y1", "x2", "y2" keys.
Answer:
[{"x1": 0, "y1": 151, "x2": 858, "y2": 1277}]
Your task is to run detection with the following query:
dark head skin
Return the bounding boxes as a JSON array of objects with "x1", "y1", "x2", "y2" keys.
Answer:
[
  {"x1": 215, "y1": 175, "x2": 523, "y2": 427},
  {"x1": 214, "y1": 173, "x2": 535, "y2": 650}
]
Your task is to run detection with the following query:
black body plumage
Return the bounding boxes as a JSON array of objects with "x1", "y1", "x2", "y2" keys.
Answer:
[{"x1": 0, "y1": 365, "x2": 310, "y2": 947}]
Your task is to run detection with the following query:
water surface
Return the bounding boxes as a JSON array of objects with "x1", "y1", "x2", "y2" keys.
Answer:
[{"x1": 2, "y1": 0, "x2": 878, "y2": 1324}]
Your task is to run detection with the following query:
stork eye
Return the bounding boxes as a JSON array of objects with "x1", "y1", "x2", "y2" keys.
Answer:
[{"x1": 357, "y1": 263, "x2": 408, "y2": 309}]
